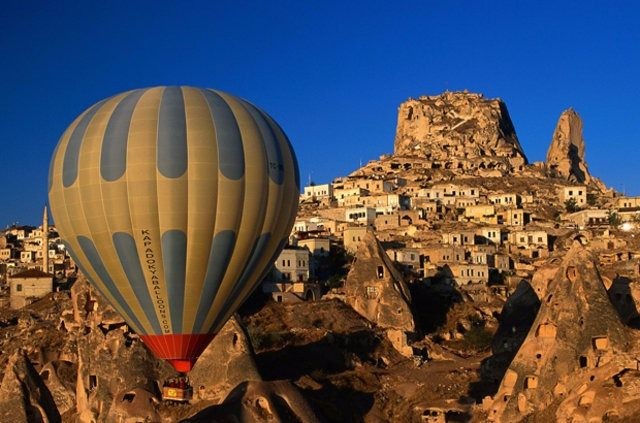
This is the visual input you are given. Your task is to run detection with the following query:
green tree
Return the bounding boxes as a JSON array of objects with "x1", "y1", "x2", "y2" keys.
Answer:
[
  {"x1": 608, "y1": 211, "x2": 622, "y2": 227},
  {"x1": 564, "y1": 198, "x2": 580, "y2": 213}
]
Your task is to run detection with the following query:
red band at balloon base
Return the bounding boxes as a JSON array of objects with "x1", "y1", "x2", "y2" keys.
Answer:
[{"x1": 139, "y1": 333, "x2": 216, "y2": 373}]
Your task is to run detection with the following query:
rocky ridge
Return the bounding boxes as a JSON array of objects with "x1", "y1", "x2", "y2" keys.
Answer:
[{"x1": 393, "y1": 91, "x2": 528, "y2": 174}]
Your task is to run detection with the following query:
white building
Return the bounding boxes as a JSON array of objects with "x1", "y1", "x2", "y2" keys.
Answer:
[
  {"x1": 303, "y1": 183, "x2": 333, "y2": 200},
  {"x1": 345, "y1": 207, "x2": 377, "y2": 225},
  {"x1": 272, "y1": 248, "x2": 310, "y2": 282}
]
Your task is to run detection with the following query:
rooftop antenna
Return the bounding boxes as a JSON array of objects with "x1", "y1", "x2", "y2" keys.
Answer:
[{"x1": 308, "y1": 173, "x2": 312, "y2": 186}]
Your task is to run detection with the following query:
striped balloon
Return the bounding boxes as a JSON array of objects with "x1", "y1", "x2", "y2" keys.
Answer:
[{"x1": 48, "y1": 87, "x2": 299, "y2": 373}]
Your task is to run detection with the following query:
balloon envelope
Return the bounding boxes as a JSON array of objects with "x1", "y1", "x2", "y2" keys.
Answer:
[{"x1": 48, "y1": 87, "x2": 299, "y2": 372}]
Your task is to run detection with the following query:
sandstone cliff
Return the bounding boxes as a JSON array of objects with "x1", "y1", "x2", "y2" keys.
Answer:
[
  {"x1": 393, "y1": 91, "x2": 528, "y2": 173},
  {"x1": 546, "y1": 108, "x2": 591, "y2": 183},
  {"x1": 0, "y1": 277, "x2": 274, "y2": 422},
  {"x1": 488, "y1": 242, "x2": 640, "y2": 422},
  {"x1": 344, "y1": 229, "x2": 414, "y2": 333}
]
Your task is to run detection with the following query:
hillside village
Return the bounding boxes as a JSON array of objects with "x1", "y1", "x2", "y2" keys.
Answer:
[{"x1": 2, "y1": 91, "x2": 640, "y2": 422}]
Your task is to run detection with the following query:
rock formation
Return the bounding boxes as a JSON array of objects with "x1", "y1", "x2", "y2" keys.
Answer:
[
  {"x1": 344, "y1": 229, "x2": 415, "y2": 356},
  {"x1": 0, "y1": 276, "x2": 267, "y2": 421},
  {"x1": 546, "y1": 108, "x2": 591, "y2": 183},
  {"x1": 393, "y1": 91, "x2": 528, "y2": 173},
  {"x1": 488, "y1": 242, "x2": 640, "y2": 421},
  {"x1": 0, "y1": 351, "x2": 60, "y2": 423},
  {"x1": 189, "y1": 315, "x2": 261, "y2": 403},
  {"x1": 186, "y1": 380, "x2": 321, "y2": 423}
]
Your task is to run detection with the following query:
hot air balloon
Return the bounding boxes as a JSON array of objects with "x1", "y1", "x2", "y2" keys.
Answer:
[{"x1": 48, "y1": 86, "x2": 300, "y2": 375}]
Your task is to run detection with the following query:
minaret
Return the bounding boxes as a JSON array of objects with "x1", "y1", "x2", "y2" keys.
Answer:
[{"x1": 42, "y1": 206, "x2": 49, "y2": 274}]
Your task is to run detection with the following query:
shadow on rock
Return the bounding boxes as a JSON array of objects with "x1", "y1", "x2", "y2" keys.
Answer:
[
  {"x1": 256, "y1": 330, "x2": 381, "y2": 382},
  {"x1": 408, "y1": 281, "x2": 463, "y2": 335},
  {"x1": 468, "y1": 280, "x2": 540, "y2": 400}
]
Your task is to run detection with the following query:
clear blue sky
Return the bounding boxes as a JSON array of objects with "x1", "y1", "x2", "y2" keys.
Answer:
[{"x1": 1, "y1": 1, "x2": 638, "y2": 225}]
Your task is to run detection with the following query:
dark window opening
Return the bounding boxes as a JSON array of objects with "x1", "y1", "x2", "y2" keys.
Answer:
[
  {"x1": 377, "y1": 266, "x2": 384, "y2": 278},
  {"x1": 123, "y1": 392, "x2": 136, "y2": 402},
  {"x1": 579, "y1": 356, "x2": 588, "y2": 368},
  {"x1": 89, "y1": 375, "x2": 98, "y2": 391}
]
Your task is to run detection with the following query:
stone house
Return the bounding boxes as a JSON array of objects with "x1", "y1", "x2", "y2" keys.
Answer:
[
  {"x1": 343, "y1": 178, "x2": 393, "y2": 194},
  {"x1": 272, "y1": 247, "x2": 311, "y2": 282},
  {"x1": 0, "y1": 247, "x2": 15, "y2": 260},
  {"x1": 445, "y1": 263, "x2": 490, "y2": 286},
  {"x1": 335, "y1": 187, "x2": 369, "y2": 206},
  {"x1": 345, "y1": 207, "x2": 377, "y2": 225},
  {"x1": 262, "y1": 280, "x2": 321, "y2": 303},
  {"x1": 303, "y1": 183, "x2": 333, "y2": 200},
  {"x1": 455, "y1": 197, "x2": 479, "y2": 208},
  {"x1": 508, "y1": 230, "x2": 549, "y2": 249},
  {"x1": 564, "y1": 209, "x2": 609, "y2": 229},
  {"x1": 292, "y1": 219, "x2": 318, "y2": 233},
  {"x1": 560, "y1": 185, "x2": 587, "y2": 207},
  {"x1": 464, "y1": 204, "x2": 496, "y2": 222},
  {"x1": 9, "y1": 269, "x2": 54, "y2": 309},
  {"x1": 374, "y1": 213, "x2": 401, "y2": 231},
  {"x1": 498, "y1": 208, "x2": 529, "y2": 227},
  {"x1": 478, "y1": 227, "x2": 503, "y2": 245},
  {"x1": 362, "y1": 194, "x2": 408, "y2": 209},
  {"x1": 418, "y1": 183, "x2": 479, "y2": 201},
  {"x1": 343, "y1": 226, "x2": 370, "y2": 253},
  {"x1": 297, "y1": 237, "x2": 331, "y2": 257},
  {"x1": 411, "y1": 198, "x2": 440, "y2": 214},
  {"x1": 441, "y1": 230, "x2": 477, "y2": 246},
  {"x1": 20, "y1": 251, "x2": 35, "y2": 263},
  {"x1": 341, "y1": 194, "x2": 364, "y2": 207},
  {"x1": 616, "y1": 196, "x2": 640, "y2": 210},
  {"x1": 488, "y1": 193, "x2": 520, "y2": 206},
  {"x1": 387, "y1": 248, "x2": 422, "y2": 271},
  {"x1": 470, "y1": 250, "x2": 491, "y2": 265},
  {"x1": 491, "y1": 254, "x2": 513, "y2": 272},
  {"x1": 397, "y1": 210, "x2": 427, "y2": 227},
  {"x1": 422, "y1": 245, "x2": 467, "y2": 264}
]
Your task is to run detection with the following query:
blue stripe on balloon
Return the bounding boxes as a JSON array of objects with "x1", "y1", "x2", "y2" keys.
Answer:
[
  {"x1": 101, "y1": 90, "x2": 146, "y2": 181},
  {"x1": 263, "y1": 113, "x2": 300, "y2": 191},
  {"x1": 112, "y1": 232, "x2": 162, "y2": 334},
  {"x1": 62, "y1": 100, "x2": 106, "y2": 187},
  {"x1": 209, "y1": 233, "x2": 272, "y2": 332},
  {"x1": 238, "y1": 100, "x2": 284, "y2": 185},
  {"x1": 192, "y1": 230, "x2": 236, "y2": 333},
  {"x1": 157, "y1": 87, "x2": 188, "y2": 178},
  {"x1": 75, "y1": 236, "x2": 145, "y2": 333},
  {"x1": 200, "y1": 89, "x2": 245, "y2": 180},
  {"x1": 48, "y1": 139, "x2": 62, "y2": 192},
  {"x1": 161, "y1": 229, "x2": 186, "y2": 332}
]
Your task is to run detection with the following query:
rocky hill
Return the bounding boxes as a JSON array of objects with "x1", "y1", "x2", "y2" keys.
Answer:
[
  {"x1": 393, "y1": 91, "x2": 528, "y2": 173},
  {"x1": 546, "y1": 108, "x2": 592, "y2": 184}
]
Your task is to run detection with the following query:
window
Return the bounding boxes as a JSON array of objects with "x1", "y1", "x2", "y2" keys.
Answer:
[
  {"x1": 16, "y1": 284, "x2": 22, "y2": 292},
  {"x1": 89, "y1": 375, "x2": 98, "y2": 391},
  {"x1": 282, "y1": 260, "x2": 285, "y2": 266},
  {"x1": 287, "y1": 260, "x2": 290, "y2": 266},
  {"x1": 365, "y1": 286, "x2": 378, "y2": 299},
  {"x1": 376, "y1": 266, "x2": 384, "y2": 278}
]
